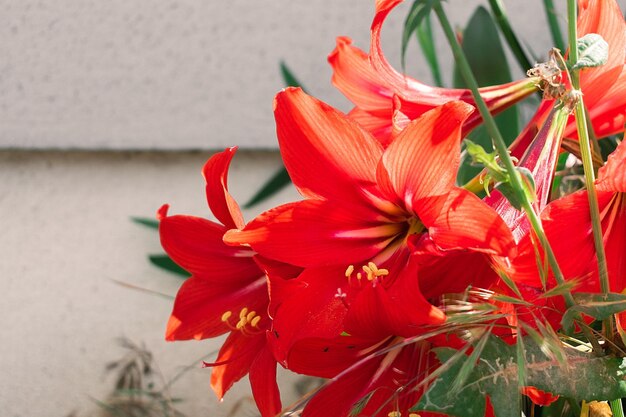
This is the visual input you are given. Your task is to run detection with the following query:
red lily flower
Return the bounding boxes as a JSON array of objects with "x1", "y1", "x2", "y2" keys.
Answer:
[
  {"x1": 328, "y1": 0, "x2": 539, "y2": 146},
  {"x1": 225, "y1": 88, "x2": 515, "y2": 358},
  {"x1": 512, "y1": 0, "x2": 626, "y2": 161},
  {"x1": 159, "y1": 148, "x2": 281, "y2": 417},
  {"x1": 506, "y1": 138, "x2": 626, "y2": 326}
]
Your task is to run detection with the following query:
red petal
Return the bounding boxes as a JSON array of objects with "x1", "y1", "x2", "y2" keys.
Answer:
[
  {"x1": 429, "y1": 187, "x2": 515, "y2": 256},
  {"x1": 274, "y1": 87, "x2": 383, "y2": 203},
  {"x1": 598, "y1": 139, "x2": 626, "y2": 192},
  {"x1": 328, "y1": 36, "x2": 393, "y2": 115},
  {"x1": 249, "y1": 346, "x2": 282, "y2": 417},
  {"x1": 210, "y1": 332, "x2": 266, "y2": 399},
  {"x1": 267, "y1": 266, "x2": 350, "y2": 365},
  {"x1": 284, "y1": 335, "x2": 381, "y2": 378},
  {"x1": 522, "y1": 386, "x2": 559, "y2": 406},
  {"x1": 224, "y1": 200, "x2": 404, "y2": 268},
  {"x1": 345, "y1": 255, "x2": 445, "y2": 339},
  {"x1": 577, "y1": 0, "x2": 626, "y2": 110},
  {"x1": 380, "y1": 101, "x2": 474, "y2": 221},
  {"x1": 166, "y1": 273, "x2": 267, "y2": 340},
  {"x1": 202, "y1": 147, "x2": 245, "y2": 230},
  {"x1": 347, "y1": 106, "x2": 394, "y2": 147},
  {"x1": 159, "y1": 212, "x2": 258, "y2": 278}
]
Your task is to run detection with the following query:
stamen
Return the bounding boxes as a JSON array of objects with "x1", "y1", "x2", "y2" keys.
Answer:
[
  {"x1": 236, "y1": 319, "x2": 246, "y2": 330},
  {"x1": 388, "y1": 412, "x2": 402, "y2": 417},
  {"x1": 246, "y1": 311, "x2": 257, "y2": 322},
  {"x1": 220, "y1": 311, "x2": 232, "y2": 322},
  {"x1": 409, "y1": 414, "x2": 420, "y2": 417},
  {"x1": 239, "y1": 307, "x2": 248, "y2": 319},
  {"x1": 345, "y1": 265, "x2": 354, "y2": 277},
  {"x1": 250, "y1": 316, "x2": 261, "y2": 327}
]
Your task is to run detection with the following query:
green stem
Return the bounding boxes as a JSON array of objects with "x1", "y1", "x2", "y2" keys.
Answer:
[
  {"x1": 611, "y1": 399, "x2": 625, "y2": 417},
  {"x1": 433, "y1": 1, "x2": 574, "y2": 308},
  {"x1": 566, "y1": 0, "x2": 610, "y2": 295},
  {"x1": 487, "y1": 0, "x2": 533, "y2": 73},
  {"x1": 543, "y1": 0, "x2": 566, "y2": 52}
]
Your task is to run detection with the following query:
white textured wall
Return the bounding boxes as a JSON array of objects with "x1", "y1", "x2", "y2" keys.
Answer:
[
  {"x1": 0, "y1": 149, "x2": 302, "y2": 416},
  {"x1": 1, "y1": 0, "x2": 610, "y2": 150}
]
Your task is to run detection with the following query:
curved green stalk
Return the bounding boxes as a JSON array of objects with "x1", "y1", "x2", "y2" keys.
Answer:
[
  {"x1": 566, "y1": 1, "x2": 610, "y2": 294},
  {"x1": 432, "y1": 1, "x2": 574, "y2": 308},
  {"x1": 487, "y1": 0, "x2": 533, "y2": 73}
]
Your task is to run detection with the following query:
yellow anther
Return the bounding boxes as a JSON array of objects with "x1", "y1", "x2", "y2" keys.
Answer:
[
  {"x1": 356, "y1": 272, "x2": 362, "y2": 280},
  {"x1": 251, "y1": 316, "x2": 261, "y2": 327},
  {"x1": 409, "y1": 414, "x2": 420, "y2": 417},
  {"x1": 220, "y1": 311, "x2": 232, "y2": 322},
  {"x1": 388, "y1": 412, "x2": 402, "y2": 417},
  {"x1": 246, "y1": 311, "x2": 257, "y2": 322},
  {"x1": 345, "y1": 265, "x2": 354, "y2": 277},
  {"x1": 367, "y1": 262, "x2": 378, "y2": 273},
  {"x1": 235, "y1": 319, "x2": 246, "y2": 330},
  {"x1": 362, "y1": 265, "x2": 372, "y2": 274},
  {"x1": 378, "y1": 268, "x2": 389, "y2": 276},
  {"x1": 239, "y1": 307, "x2": 248, "y2": 319}
]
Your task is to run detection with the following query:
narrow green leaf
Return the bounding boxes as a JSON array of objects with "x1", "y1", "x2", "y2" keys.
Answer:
[
  {"x1": 131, "y1": 217, "x2": 159, "y2": 230},
  {"x1": 243, "y1": 167, "x2": 291, "y2": 208},
  {"x1": 416, "y1": 14, "x2": 443, "y2": 87},
  {"x1": 148, "y1": 254, "x2": 189, "y2": 278},
  {"x1": 562, "y1": 292, "x2": 626, "y2": 334},
  {"x1": 542, "y1": 0, "x2": 566, "y2": 52},
  {"x1": 280, "y1": 61, "x2": 307, "y2": 91},
  {"x1": 401, "y1": 1, "x2": 434, "y2": 72},
  {"x1": 486, "y1": 0, "x2": 533, "y2": 72},
  {"x1": 454, "y1": 6, "x2": 518, "y2": 184},
  {"x1": 572, "y1": 34, "x2": 609, "y2": 70},
  {"x1": 539, "y1": 279, "x2": 581, "y2": 299}
]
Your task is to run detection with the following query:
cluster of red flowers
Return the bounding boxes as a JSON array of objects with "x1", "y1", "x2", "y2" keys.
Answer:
[{"x1": 158, "y1": 1, "x2": 625, "y2": 416}]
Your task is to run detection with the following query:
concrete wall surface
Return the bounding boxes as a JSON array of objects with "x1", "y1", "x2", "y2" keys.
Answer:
[
  {"x1": 0, "y1": 149, "x2": 302, "y2": 417},
  {"x1": 3, "y1": 0, "x2": 613, "y2": 150}
]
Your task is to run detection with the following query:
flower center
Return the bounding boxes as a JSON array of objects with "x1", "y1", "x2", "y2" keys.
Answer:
[
  {"x1": 406, "y1": 217, "x2": 425, "y2": 238},
  {"x1": 221, "y1": 307, "x2": 262, "y2": 334}
]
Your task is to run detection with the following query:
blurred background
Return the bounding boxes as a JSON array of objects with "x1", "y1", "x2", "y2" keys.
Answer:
[{"x1": 1, "y1": 1, "x2": 624, "y2": 416}]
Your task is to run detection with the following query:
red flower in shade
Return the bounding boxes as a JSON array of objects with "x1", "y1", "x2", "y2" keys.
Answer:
[
  {"x1": 511, "y1": 138, "x2": 626, "y2": 297},
  {"x1": 328, "y1": 0, "x2": 539, "y2": 146},
  {"x1": 225, "y1": 87, "x2": 515, "y2": 359},
  {"x1": 158, "y1": 148, "x2": 281, "y2": 417}
]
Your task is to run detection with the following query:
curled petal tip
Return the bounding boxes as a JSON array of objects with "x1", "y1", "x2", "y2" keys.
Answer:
[{"x1": 157, "y1": 204, "x2": 170, "y2": 220}]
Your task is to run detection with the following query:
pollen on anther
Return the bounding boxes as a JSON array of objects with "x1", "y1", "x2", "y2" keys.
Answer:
[
  {"x1": 388, "y1": 412, "x2": 402, "y2": 417},
  {"x1": 246, "y1": 311, "x2": 257, "y2": 322},
  {"x1": 251, "y1": 316, "x2": 261, "y2": 327},
  {"x1": 236, "y1": 319, "x2": 246, "y2": 330},
  {"x1": 409, "y1": 414, "x2": 420, "y2": 417},
  {"x1": 221, "y1": 311, "x2": 232, "y2": 322},
  {"x1": 345, "y1": 265, "x2": 354, "y2": 277},
  {"x1": 239, "y1": 307, "x2": 249, "y2": 319}
]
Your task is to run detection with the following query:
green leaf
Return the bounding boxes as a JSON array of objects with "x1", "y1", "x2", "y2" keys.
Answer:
[
  {"x1": 148, "y1": 254, "x2": 189, "y2": 278},
  {"x1": 131, "y1": 217, "x2": 159, "y2": 230},
  {"x1": 416, "y1": 14, "x2": 443, "y2": 87},
  {"x1": 486, "y1": 0, "x2": 533, "y2": 73},
  {"x1": 562, "y1": 292, "x2": 626, "y2": 334},
  {"x1": 243, "y1": 167, "x2": 291, "y2": 208},
  {"x1": 542, "y1": 0, "x2": 565, "y2": 53},
  {"x1": 572, "y1": 34, "x2": 609, "y2": 70},
  {"x1": 454, "y1": 6, "x2": 518, "y2": 184},
  {"x1": 401, "y1": 1, "x2": 435, "y2": 72},
  {"x1": 279, "y1": 61, "x2": 307, "y2": 91},
  {"x1": 415, "y1": 334, "x2": 626, "y2": 417}
]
